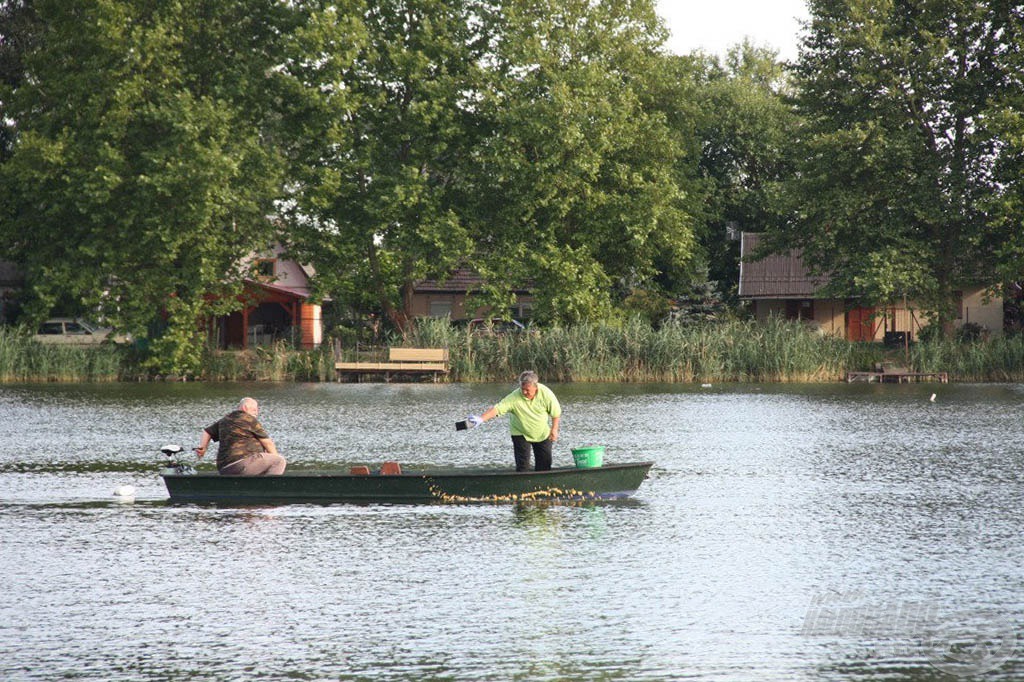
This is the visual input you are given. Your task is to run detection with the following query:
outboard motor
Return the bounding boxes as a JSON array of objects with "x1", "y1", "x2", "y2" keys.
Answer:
[{"x1": 160, "y1": 444, "x2": 196, "y2": 475}]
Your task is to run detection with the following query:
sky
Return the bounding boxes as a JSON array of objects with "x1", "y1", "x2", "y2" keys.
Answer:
[{"x1": 655, "y1": 0, "x2": 810, "y2": 61}]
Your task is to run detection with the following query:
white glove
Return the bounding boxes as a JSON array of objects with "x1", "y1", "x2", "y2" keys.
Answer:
[{"x1": 467, "y1": 415, "x2": 484, "y2": 428}]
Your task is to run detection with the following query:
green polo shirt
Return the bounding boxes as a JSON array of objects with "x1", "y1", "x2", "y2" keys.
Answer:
[{"x1": 494, "y1": 383, "x2": 561, "y2": 442}]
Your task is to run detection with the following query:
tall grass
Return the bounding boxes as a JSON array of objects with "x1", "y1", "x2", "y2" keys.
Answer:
[
  {"x1": 6, "y1": 319, "x2": 1024, "y2": 384},
  {"x1": 199, "y1": 341, "x2": 337, "y2": 382},
  {"x1": 405, "y1": 316, "x2": 884, "y2": 383},
  {"x1": 912, "y1": 335, "x2": 1024, "y2": 382},
  {"x1": 0, "y1": 326, "x2": 125, "y2": 382},
  {"x1": 0, "y1": 328, "x2": 337, "y2": 383}
]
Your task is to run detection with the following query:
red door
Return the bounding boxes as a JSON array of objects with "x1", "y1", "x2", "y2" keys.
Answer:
[{"x1": 847, "y1": 307, "x2": 877, "y2": 341}]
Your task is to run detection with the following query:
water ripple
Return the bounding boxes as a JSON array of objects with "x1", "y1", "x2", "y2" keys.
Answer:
[{"x1": 1, "y1": 382, "x2": 1023, "y2": 680}]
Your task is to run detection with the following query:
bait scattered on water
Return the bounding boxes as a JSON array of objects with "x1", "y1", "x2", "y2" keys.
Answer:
[{"x1": 427, "y1": 481, "x2": 598, "y2": 504}]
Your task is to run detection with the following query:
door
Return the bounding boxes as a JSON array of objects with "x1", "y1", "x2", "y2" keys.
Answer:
[{"x1": 847, "y1": 306, "x2": 877, "y2": 341}]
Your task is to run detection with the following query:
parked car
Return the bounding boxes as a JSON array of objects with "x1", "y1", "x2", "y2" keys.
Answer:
[
  {"x1": 34, "y1": 318, "x2": 126, "y2": 345},
  {"x1": 467, "y1": 318, "x2": 534, "y2": 335}
]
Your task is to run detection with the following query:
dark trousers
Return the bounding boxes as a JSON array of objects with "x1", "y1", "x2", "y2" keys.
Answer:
[{"x1": 512, "y1": 435, "x2": 552, "y2": 472}]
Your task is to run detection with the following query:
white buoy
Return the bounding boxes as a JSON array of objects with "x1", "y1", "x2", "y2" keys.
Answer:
[
  {"x1": 930, "y1": 393, "x2": 936, "y2": 402},
  {"x1": 113, "y1": 485, "x2": 136, "y2": 502},
  {"x1": 701, "y1": 383, "x2": 712, "y2": 388}
]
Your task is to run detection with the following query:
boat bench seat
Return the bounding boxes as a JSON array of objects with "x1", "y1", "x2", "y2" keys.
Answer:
[
  {"x1": 379, "y1": 461, "x2": 402, "y2": 475},
  {"x1": 349, "y1": 463, "x2": 402, "y2": 475}
]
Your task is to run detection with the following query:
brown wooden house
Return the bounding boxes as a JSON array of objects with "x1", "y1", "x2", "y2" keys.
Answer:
[
  {"x1": 738, "y1": 233, "x2": 1003, "y2": 341},
  {"x1": 410, "y1": 267, "x2": 534, "y2": 321},
  {"x1": 208, "y1": 247, "x2": 323, "y2": 350},
  {"x1": 0, "y1": 255, "x2": 324, "y2": 349}
]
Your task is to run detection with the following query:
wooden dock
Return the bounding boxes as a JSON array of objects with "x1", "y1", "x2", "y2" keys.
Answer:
[
  {"x1": 335, "y1": 347, "x2": 449, "y2": 382},
  {"x1": 846, "y1": 370, "x2": 948, "y2": 383}
]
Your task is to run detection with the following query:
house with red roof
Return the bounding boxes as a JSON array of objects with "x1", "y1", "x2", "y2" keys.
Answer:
[{"x1": 207, "y1": 245, "x2": 323, "y2": 350}]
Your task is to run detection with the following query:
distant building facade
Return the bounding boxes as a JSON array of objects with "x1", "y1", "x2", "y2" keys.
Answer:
[
  {"x1": 410, "y1": 267, "x2": 534, "y2": 321},
  {"x1": 738, "y1": 233, "x2": 1003, "y2": 341},
  {"x1": 207, "y1": 245, "x2": 323, "y2": 350}
]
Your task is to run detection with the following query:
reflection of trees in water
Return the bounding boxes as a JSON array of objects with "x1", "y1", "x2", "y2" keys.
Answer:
[{"x1": 511, "y1": 501, "x2": 614, "y2": 542}]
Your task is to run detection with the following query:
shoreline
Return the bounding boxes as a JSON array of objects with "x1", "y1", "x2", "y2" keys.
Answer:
[{"x1": 5, "y1": 317, "x2": 1024, "y2": 383}]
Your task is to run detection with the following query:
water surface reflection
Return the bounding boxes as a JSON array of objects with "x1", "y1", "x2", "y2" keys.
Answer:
[{"x1": 1, "y1": 381, "x2": 1022, "y2": 680}]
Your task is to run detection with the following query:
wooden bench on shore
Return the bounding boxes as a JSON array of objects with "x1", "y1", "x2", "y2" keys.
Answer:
[{"x1": 335, "y1": 347, "x2": 449, "y2": 382}]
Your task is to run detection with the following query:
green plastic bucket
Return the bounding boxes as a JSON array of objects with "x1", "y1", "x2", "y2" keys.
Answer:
[{"x1": 571, "y1": 445, "x2": 605, "y2": 469}]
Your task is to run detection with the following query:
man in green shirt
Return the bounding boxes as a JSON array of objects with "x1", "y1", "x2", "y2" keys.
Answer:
[{"x1": 467, "y1": 370, "x2": 561, "y2": 471}]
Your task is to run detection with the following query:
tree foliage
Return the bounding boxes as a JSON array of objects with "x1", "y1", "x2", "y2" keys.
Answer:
[
  {"x1": 282, "y1": 0, "x2": 701, "y2": 329},
  {"x1": 0, "y1": 0, "x2": 814, "y2": 371},
  {"x1": 689, "y1": 42, "x2": 797, "y2": 297},
  {"x1": 0, "y1": 0, "x2": 40, "y2": 162},
  {"x1": 775, "y1": 0, "x2": 1019, "y2": 331},
  {"x1": 281, "y1": 0, "x2": 485, "y2": 331},
  {"x1": 463, "y1": 0, "x2": 695, "y2": 324},
  {"x1": 986, "y1": 5, "x2": 1024, "y2": 284},
  {"x1": 0, "y1": 0, "x2": 301, "y2": 372}
]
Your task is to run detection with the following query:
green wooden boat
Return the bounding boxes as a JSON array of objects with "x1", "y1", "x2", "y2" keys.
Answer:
[{"x1": 159, "y1": 458, "x2": 654, "y2": 504}]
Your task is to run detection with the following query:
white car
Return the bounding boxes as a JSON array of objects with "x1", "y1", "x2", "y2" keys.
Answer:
[{"x1": 34, "y1": 318, "x2": 121, "y2": 345}]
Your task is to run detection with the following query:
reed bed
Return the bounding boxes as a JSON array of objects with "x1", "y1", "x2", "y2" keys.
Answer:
[
  {"x1": 406, "y1": 316, "x2": 881, "y2": 383},
  {"x1": 0, "y1": 327, "x2": 124, "y2": 382},
  {"x1": 911, "y1": 335, "x2": 1024, "y2": 382},
  {"x1": 199, "y1": 342, "x2": 337, "y2": 382},
  {"x1": 5, "y1": 319, "x2": 1024, "y2": 383}
]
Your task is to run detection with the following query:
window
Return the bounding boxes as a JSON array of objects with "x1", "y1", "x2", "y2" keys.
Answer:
[
  {"x1": 429, "y1": 301, "x2": 452, "y2": 318},
  {"x1": 39, "y1": 322, "x2": 63, "y2": 335},
  {"x1": 256, "y1": 259, "x2": 276, "y2": 278},
  {"x1": 785, "y1": 299, "x2": 814, "y2": 321},
  {"x1": 510, "y1": 301, "x2": 534, "y2": 320}
]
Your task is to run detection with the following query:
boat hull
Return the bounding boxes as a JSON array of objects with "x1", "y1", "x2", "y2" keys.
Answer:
[{"x1": 161, "y1": 462, "x2": 654, "y2": 504}]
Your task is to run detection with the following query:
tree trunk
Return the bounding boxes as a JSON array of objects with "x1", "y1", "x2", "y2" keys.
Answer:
[{"x1": 366, "y1": 242, "x2": 409, "y2": 334}]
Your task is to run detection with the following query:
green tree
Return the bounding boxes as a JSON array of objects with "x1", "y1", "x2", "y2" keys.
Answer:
[
  {"x1": 0, "y1": 0, "x2": 40, "y2": 163},
  {"x1": 689, "y1": 42, "x2": 797, "y2": 298},
  {"x1": 987, "y1": 6, "x2": 1024, "y2": 288},
  {"x1": 282, "y1": 0, "x2": 485, "y2": 332},
  {"x1": 466, "y1": 0, "x2": 696, "y2": 324},
  {"x1": 0, "y1": 0, "x2": 298, "y2": 372},
  {"x1": 773, "y1": 0, "x2": 1017, "y2": 334}
]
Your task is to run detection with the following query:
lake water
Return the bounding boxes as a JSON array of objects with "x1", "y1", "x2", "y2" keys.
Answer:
[{"x1": 1, "y1": 380, "x2": 1022, "y2": 681}]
